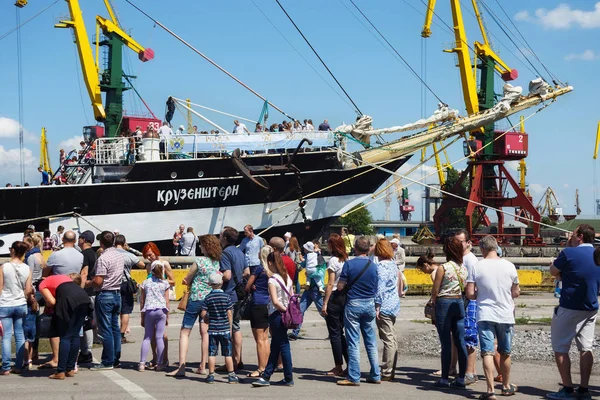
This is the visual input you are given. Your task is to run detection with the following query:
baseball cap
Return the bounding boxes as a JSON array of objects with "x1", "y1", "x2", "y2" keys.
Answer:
[
  {"x1": 27, "y1": 224, "x2": 35, "y2": 230},
  {"x1": 390, "y1": 238, "x2": 401, "y2": 246},
  {"x1": 79, "y1": 230, "x2": 95, "y2": 245},
  {"x1": 303, "y1": 241, "x2": 315, "y2": 252},
  {"x1": 151, "y1": 260, "x2": 164, "y2": 271},
  {"x1": 209, "y1": 273, "x2": 223, "y2": 286}
]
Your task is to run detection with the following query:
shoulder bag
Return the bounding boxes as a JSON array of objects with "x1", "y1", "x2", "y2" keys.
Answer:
[
  {"x1": 448, "y1": 261, "x2": 469, "y2": 310},
  {"x1": 330, "y1": 259, "x2": 372, "y2": 308},
  {"x1": 120, "y1": 268, "x2": 138, "y2": 295}
]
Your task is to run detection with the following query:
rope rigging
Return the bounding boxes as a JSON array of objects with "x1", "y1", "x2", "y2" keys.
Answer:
[
  {"x1": 16, "y1": 7, "x2": 25, "y2": 186},
  {"x1": 273, "y1": 0, "x2": 363, "y2": 116}
]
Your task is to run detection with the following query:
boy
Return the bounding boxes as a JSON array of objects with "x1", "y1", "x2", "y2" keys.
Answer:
[
  {"x1": 201, "y1": 273, "x2": 238, "y2": 384},
  {"x1": 303, "y1": 241, "x2": 325, "y2": 293}
]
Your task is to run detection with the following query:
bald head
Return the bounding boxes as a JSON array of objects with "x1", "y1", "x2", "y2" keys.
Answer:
[
  {"x1": 269, "y1": 237, "x2": 285, "y2": 253},
  {"x1": 63, "y1": 230, "x2": 76, "y2": 247}
]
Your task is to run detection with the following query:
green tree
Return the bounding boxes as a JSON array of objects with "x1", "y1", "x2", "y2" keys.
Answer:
[
  {"x1": 541, "y1": 216, "x2": 557, "y2": 226},
  {"x1": 442, "y1": 168, "x2": 468, "y2": 229},
  {"x1": 338, "y1": 204, "x2": 374, "y2": 235}
]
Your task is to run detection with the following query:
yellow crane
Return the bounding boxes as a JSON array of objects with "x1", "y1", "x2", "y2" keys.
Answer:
[
  {"x1": 39, "y1": 127, "x2": 52, "y2": 175},
  {"x1": 594, "y1": 121, "x2": 600, "y2": 160}
]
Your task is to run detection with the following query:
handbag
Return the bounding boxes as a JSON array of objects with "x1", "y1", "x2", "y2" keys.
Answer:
[
  {"x1": 448, "y1": 261, "x2": 469, "y2": 309},
  {"x1": 120, "y1": 269, "x2": 138, "y2": 295},
  {"x1": 177, "y1": 288, "x2": 190, "y2": 311},
  {"x1": 424, "y1": 299, "x2": 434, "y2": 319},
  {"x1": 239, "y1": 293, "x2": 253, "y2": 321},
  {"x1": 37, "y1": 313, "x2": 53, "y2": 339}
]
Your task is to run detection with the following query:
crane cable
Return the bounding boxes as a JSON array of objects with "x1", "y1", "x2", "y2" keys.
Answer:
[
  {"x1": 0, "y1": 0, "x2": 59, "y2": 42},
  {"x1": 273, "y1": 0, "x2": 363, "y2": 116},
  {"x1": 16, "y1": 7, "x2": 25, "y2": 186}
]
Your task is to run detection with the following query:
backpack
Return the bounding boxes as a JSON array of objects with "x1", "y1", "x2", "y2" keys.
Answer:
[{"x1": 272, "y1": 276, "x2": 303, "y2": 329}]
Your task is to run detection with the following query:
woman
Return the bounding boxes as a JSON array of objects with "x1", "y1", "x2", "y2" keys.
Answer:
[
  {"x1": 24, "y1": 235, "x2": 44, "y2": 290},
  {"x1": 416, "y1": 252, "x2": 440, "y2": 282},
  {"x1": 320, "y1": 233, "x2": 349, "y2": 377},
  {"x1": 285, "y1": 236, "x2": 302, "y2": 294},
  {"x1": 43, "y1": 229, "x2": 54, "y2": 251},
  {"x1": 252, "y1": 252, "x2": 294, "y2": 387},
  {"x1": 374, "y1": 239, "x2": 401, "y2": 381},
  {"x1": 142, "y1": 243, "x2": 175, "y2": 368},
  {"x1": 245, "y1": 245, "x2": 274, "y2": 377},
  {"x1": 166, "y1": 235, "x2": 221, "y2": 377},
  {"x1": 0, "y1": 241, "x2": 32, "y2": 375},
  {"x1": 39, "y1": 273, "x2": 90, "y2": 380},
  {"x1": 431, "y1": 237, "x2": 468, "y2": 388}
]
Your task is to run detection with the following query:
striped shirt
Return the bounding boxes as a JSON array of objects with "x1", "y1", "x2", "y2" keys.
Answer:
[{"x1": 201, "y1": 289, "x2": 233, "y2": 334}]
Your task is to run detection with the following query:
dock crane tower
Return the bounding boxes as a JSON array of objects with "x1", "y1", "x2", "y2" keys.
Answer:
[{"x1": 422, "y1": 0, "x2": 542, "y2": 243}]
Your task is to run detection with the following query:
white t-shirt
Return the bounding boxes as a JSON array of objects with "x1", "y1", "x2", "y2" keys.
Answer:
[
  {"x1": 327, "y1": 256, "x2": 344, "y2": 290},
  {"x1": 267, "y1": 273, "x2": 293, "y2": 316},
  {"x1": 158, "y1": 125, "x2": 173, "y2": 136},
  {"x1": 234, "y1": 123, "x2": 248, "y2": 134},
  {"x1": 0, "y1": 262, "x2": 30, "y2": 307},
  {"x1": 179, "y1": 232, "x2": 197, "y2": 257},
  {"x1": 463, "y1": 251, "x2": 478, "y2": 282},
  {"x1": 467, "y1": 258, "x2": 519, "y2": 324}
]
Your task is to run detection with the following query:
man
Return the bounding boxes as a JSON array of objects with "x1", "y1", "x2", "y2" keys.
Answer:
[
  {"x1": 219, "y1": 226, "x2": 249, "y2": 370},
  {"x1": 233, "y1": 120, "x2": 250, "y2": 135},
  {"x1": 336, "y1": 236, "x2": 380, "y2": 386},
  {"x1": 46, "y1": 231, "x2": 84, "y2": 277},
  {"x1": 50, "y1": 225, "x2": 65, "y2": 250},
  {"x1": 318, "y1": 119, "x2": 332, "y2": 131},
  {"x1": 158, "y1": 122, "x2": 173, "y2": 160},
  {"x1": 179, "y1": 227, "x2": 197, "y2": 257},
  {"x1": 173, "y1": 224, "x2": 185, "y2": 255},
  {"x1": 92, "y1": 231, "x2": 125, "y2": 370},
  {"x1": 466, "y1": 235, "x2": 520, "y2": 398},
  {"x1": 341, "y1": 228, "x2": 355, "y2": 256},
  {"x1": 239, "y1": 225, "x2": 263, "y2": 273},
  {"x1": 176, "y1": 125, "x2": 185, "y2": 135},
  {"x1": 115, "y1": 234, "x2": 145, "y2": 344},
  {"x1": 547, "y1": 224, "x2": 600, "y2": 400},
  {"x1": 192, "y1": 125, "x2": 198, "y2": 134},
  {"x1": 390, "y1": 238, "x2": 407, "y2": 297},
  {"x1": 78, "y1": 230, "x2": 98, "y2": 364},
  {"x1": 38, "y1": 166, "x2": 50, "y2": 186},
  {"x1": 455, "y1": 229, "x2": 479, "y2": 384}
]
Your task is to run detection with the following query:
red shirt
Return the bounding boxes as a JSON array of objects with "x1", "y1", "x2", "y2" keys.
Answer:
[
  {"x1": 39, "y1": 275, "x2": 72, "y2": 297},
  {"x1": 282, "y1": 255, "x2": 296, "y2": 281}
]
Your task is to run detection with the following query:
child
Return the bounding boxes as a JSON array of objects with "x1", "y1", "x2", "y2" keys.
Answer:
[
  {"x1": 201, "y1": 273, "x2": 238, "y2": 384},
  {"x1": 303, "y1": 241, "x2": 324, "y2": 293},
  {"x1": 138, "y1": 261, "x2": 170, "y2": 372},
  {"x1": 23, "y1": 292, "x2": 39, "y2": 370}
]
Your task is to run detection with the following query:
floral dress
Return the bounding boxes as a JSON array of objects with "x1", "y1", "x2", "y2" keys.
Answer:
[{"x1": 189, "y1": 256, "x2": 220, "y2": 302}]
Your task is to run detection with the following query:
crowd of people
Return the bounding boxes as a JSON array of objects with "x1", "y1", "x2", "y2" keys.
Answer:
[{"x1": 0, "y1": 223, "x2": 599, "y2": 398}]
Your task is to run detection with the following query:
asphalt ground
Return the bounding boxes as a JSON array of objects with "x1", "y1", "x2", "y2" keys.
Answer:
[{"x1": 1, "y1": 293, "x2": 598, "y2": 399}]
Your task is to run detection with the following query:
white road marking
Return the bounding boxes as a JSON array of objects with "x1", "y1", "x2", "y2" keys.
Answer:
[{"x1": 92, "y1": 357, "x2": 156, "y2": 400}]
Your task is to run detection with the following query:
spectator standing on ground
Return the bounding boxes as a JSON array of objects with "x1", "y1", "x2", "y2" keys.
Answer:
[
  {"x1": 321, "y1": 233, "x2": 349, "y2": 377},
  {"x1": 341, "y1": 228, "x2": 355, "y2": 256},
  {"x1": 0, "y1": 241, "x2": 32, "y2": 375},
  {"x1": 466, "y1": 235, "x2": 520, "y2": 399},
  {"x1": 270, "y1": 237, "x2": 297, "y2": 305},
  {"x1": 219, "y1": 226, "x2": 250, "y2": 371},
  {"x1": 239, "y1": 225, "x2": 263, "y2": 274},
  {"x1": 91, "y1": 231, "x2": 125, "y2": 370},
  {"x1": 115, "y1": 235, "x2": 145, "y2": 343},
  {"x1": 284, "y1": 236, "x2": 302, "y2": 294},
  {"x1": 547, "y1": 224, "x2": 600, "y2": 400},
  {"x1": 179, "y1": 227, "x2": 197, "y2": 258},
  {"x1": 78, "y1": 230, "x2": 97, "y2": 364},
  {"x1": 173, "y1": 224, "x2": 185, "y2": 256},
  {"x1": 233, "y1": 120, "x2": 250, "y2": 135},
  {"x1": 374, "y1": 239, "x2": 401, "y2": 381},
  {"x1": 318, "y1": 119, "x2": 332, "y2": 131},
  {"x1": 45, "y1": 231, "x2": 84, "y2": 277},
  {"x1": 390, "y1": 238, "x2": 407, "y2": 297},
  {"x1": 50, "y1": 226, "x2": 65, "y2": 250},
  {"x1": 336, "y1": 236, "x2": 380, "y2": 386}
]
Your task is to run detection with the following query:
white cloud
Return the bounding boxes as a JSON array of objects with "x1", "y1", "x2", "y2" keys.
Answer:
[
  {"x1": 564, "y1": 49, "x2": 600, "y2": 61},
  {"x1": 58, "y1": 135, "x2": 84, "y2": 152},
  {"x1": 514, "y1": 10, "x2": 531, "y2": 22},
  {"x1": 534, "y1": 2, "x2": 600, "y2": 29},
  {"x1": 0, "y1": 146, "x2": 37, "y2": 168},
  {"x1": 0, "y1": 117, "x2": 23, "y2": 138}
]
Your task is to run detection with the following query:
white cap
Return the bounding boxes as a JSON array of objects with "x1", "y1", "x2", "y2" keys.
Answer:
[
  {"x1": 390, "y1": 238, "x2": 401, "y2": 246},
  {"x1": 178, "y1": 125, "x2": 185, "y2": 130},
  {"x1": 303, "y1": 241, "x2": 315, "y2": 252},
  {"x1": 283, "y1": 232, "x2": 292, "y2": 239},
  {"x1": 151, "y1": 260, "x2": 164, "y2": 271},
  {"x1": 209, "y1": 273, "x2": 223, "y2": 285}
]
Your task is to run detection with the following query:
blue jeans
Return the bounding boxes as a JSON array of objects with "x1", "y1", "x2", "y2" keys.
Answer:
[
  {"x1": 263, "y1": 312, "x2": 293, "y2": 383},
  {"x1": 478, "y1": 321, "x2": 514, "y2": 356},
  {"x1": 291, "y1": 282, "x2": 324, "y2": 337},
  {"x1": 434, "y1": 298, "x2": 468, "y2": 379},
  {"x1": 95, "y1": 291, "x2": 122, "y2": 366},
  {"x1": 0, "y1": 305, "x2": 27, "y2": 371},
  {"x1": 344, "y1": 298, "x2": 380, "y2": 383},
  {"x1": 57, "y1": 305, "x2": 88, "y2": 373}
]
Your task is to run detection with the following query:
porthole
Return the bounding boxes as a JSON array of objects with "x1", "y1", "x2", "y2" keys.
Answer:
[
  {"x1": 170, "y1": 172, "x2": 177, "y2": 179},
  {"x1": 198, "y1": 171, "x2": 204, "y2": 178}
]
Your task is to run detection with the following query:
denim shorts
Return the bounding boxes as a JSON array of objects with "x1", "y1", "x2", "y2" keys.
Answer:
[
  {"x1": 208, "y1": 332, "x2": 232, "y2": 357},
  {"x1": 182, "y1": 299, "x2": 204, "y2": 329},
  {"x1": 478, "y1": 321, "x2": 514, "y2": 355},
  {"x1": 23, "y1": 312, "x2": 37, "y2": 342}
]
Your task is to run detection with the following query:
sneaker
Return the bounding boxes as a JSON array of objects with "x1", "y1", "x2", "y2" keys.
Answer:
[
  {"x1": 576, "y1": 389, "x2": 592, "y2": 400},
  {"x1": 113, "y1": 360, "x2": 121, "y2": 368},
  {"x1": 78, "y1": 353, "x2": 93, "y2": 364},
  {"x1": 450, "y1": 379, "x2": 466, "y2": 390},
  {"x1": 337, "y1": 379, "x2": 360, "y2": 386},
  {"x1": 366, "y1": 378, "x2": 381, "y2": 384},
  {"x1": 90, "y1": 363, "x2": 113, "y2": 371},
  {"x1": 547, "y1": 387, "x2": 577, "y2": 399},
  {"x1": 252, "y1": 378, "x2": 271, "y2": 387},
  {"x1": 205, "y1": 374, "x2": 215, "y2": 384},
  {"x1": 465, "y1": 374, "x2": 478, "y2": 385},
  {"x1": 433, "y1": 379, "x2": 451, "y2": 388},
  {"x1": 272, "y1": 379, "x2": 294, "y2": 387},
  {"x1": 228, "y1": 374, "x2": 239, "y2": 384},
  {"x1": 287, "y1": 333, "x2": 298, "y2": 341}
]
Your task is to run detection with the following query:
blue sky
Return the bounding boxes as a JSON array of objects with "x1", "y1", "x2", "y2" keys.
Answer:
[{"x1": 0, "y1": 0, "x2": 598, "y2": 221}]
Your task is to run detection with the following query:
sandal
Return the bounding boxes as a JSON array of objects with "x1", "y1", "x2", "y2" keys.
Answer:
[
  {"x1": 479, "y1": 393, "x2": 497, "y2": 400},
  {"x1": 494, "y1": 375, "x2": 503, "y2": 383},
  {"x1": 38, "y1": 362, "x2": 58, "y2": 370},
  {"x1": 247, "y1": 369, "x2": 263, "y2": 378},
  {"x1": 193, "y1": 368, "x2": 207, "y2": 375},
  {"x1": 325, "y1": 368, "x2": 344, "y2": 377},
  {"x1": 501, "y1": 384, "x2": 518, "y2": 396}
]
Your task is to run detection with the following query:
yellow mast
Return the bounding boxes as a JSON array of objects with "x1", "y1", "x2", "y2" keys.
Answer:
[{"x1": 40, "y1": 127, "x2": 52, "y2": 174}]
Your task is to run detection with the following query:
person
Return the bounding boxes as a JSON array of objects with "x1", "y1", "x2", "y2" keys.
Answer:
[
  {"x1": 270, "y1": 237, "x2": 296, "y2": 296},
  {"x1": 50, "y1": 226, "x2": 65, "y2": 249},
  {"x1": 219, "y1": 226, "x2": 249, "y2": 370},
  {"x1": 318, "y1": 119, "x2": 332, "y2": 131},
  {"x1": 115, "y1": 234, "x2": 145, "y2": 344},
  {"x1": 0, "y1": 241, "x2": 32, "y2": 375},
  {"x1": 547, "y1": 224, "x2": 600, "y2": 400},
  {"x1": 202, "y1": 273, "x2": 239, "y2": 384},
  {"x1": 192, "y1": 125, "x2": 198, "y2": 134},
  {"x1": 336, "y1": 236, "x2": 380, "y2": 386},
  {"x1": 284, "y1": 236, "x2": 302, "y2": 294},
  {"x1": 179, "y1": 227, "x2": 197, "y2": 257},
  {"x1": 233, "y1": 120, "x2": 250, "y2": 135},
  {"x1": 138, "y1": 261, "x2": 170, "y2": 371},
  {"x1": 302, "y1": 241, "x2": 324, "y2": 292},
  {"x1": 254, "y1": 123, "x2": 263, "y2": 132},
  {"x1": 239, "y1": 225, "x2": 263, "y2": 274},
  {"x1": 283, "y1": 232, "x2": 292, "y2": 252},
  {"x1": 431, "y1": 236, "x2": 468, "y2": 389},
  {"x1": 252, "y1": 252, "x2": 295, "y2": 387},
  {"x1": 320, "y1": 233, "x2": 349, "y2": 377},
  {"x1": 167, "y1": 235, "x2": 222, "y2": 377},
  {"x1": 173, "y1": 224, "x2": 185, "y2": 256},
  {"x1": 455, "y1": 229, "x2": 480, "y2": 385},
  {"x1": 244, "y1": 245, "x2": 273, "y2": 378},
  {"x1": 176, "y1": 125, "x2": 185, "y2": 135},
  {"x1": 466, "y1": 235, "x2": 520, "y2": 399},
  {"x1": 22, "y1": 287, "x2": 38, "y2": 371},
  {"x1": 24, "y1": 234, "x2": 44, "y2": 290},
  {"x1": 390, "y1": 238, "x2": 407, "y2": 297},
  {"x1": 142, "y1": 242, "x2": 175, "y2": 368},
  {"x1": 341, "y1": 228, "x2": 355, "y2": 256},
  {"x1": 40, "y1": 273, "x2": 90, "y2": 379},
  {"x1": 374, "y1": 239, "x2": 401, "y2": 381},
  {"x1": 78, "y1": 230, "x2": 97, "y2": 364},
  {"x1": 292, "y1": 121, "x2": 302, "y2": 132},
  {"x1": 91, "y1": 231, "x2": 125, "y2": 370},
  {"x1": 158, "y1": 122, "x2": 173, "y2": 160},
  {"x1": 38, "y1": 167, "x2": 50, "y2": 186},
  {"x1": 45, "y1": 231, "x2": 84, "y2": 276},
  {"x1": 59, "y1": 148, "x2": 66, "y2": 167}
]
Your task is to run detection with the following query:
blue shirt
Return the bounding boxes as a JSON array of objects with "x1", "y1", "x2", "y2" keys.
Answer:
[
  {"x1": 251, "y1": 265, "x2": 269, "y2": 305},
  {"x1": 201, "y1": 289, "x2": 233, "y2": 334},
  {"x1": 375, "y1": 259, "x2": 401, "y2": 317},
  {"x1": 220, "y1": 245, "x2": 247, "y2": 303},
  {"x1": 239, "y1": 235, "x2": 263, "y2": 267},
  {"x1": 41, "y1": 171, "x2": 49, "y2": 185},
  {"x1": 554, "y1": 244, "x2": 600, "y2": 311},
  {"x1": 339, "y1": 256, "x2": 378, "y2": 300}
]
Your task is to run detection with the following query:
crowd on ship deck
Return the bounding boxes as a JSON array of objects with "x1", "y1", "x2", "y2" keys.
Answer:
[{"x1": 1, "y1": 222, "x2": 598, "y2": 399}]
